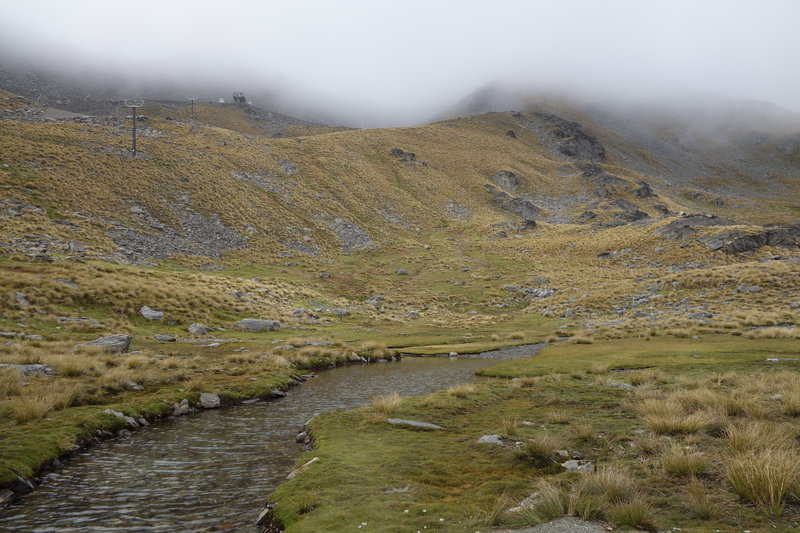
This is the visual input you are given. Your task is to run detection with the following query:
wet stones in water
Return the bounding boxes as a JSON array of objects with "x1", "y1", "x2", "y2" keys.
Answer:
[
  {"x1": 387, "y1": 418, "x2": 444, "y2": 430},
  {"x1": 103, "y1": 409, "x2": 141, "y2": 429},
  {"x1": 199, "y1": 392, "x2": 220, "y2": 409},
  {"x1": 81, "y1": 334, "x2": 131, "y2": 354},
  {"x1": 140, "y1": 305, "x2": 164, "y2": 321},
  {"x1": 234, "y1": 319, "x2": 283, "y2": 332},
  {"x1": 173, "y1": 399, "x2": 192, "y2": 416}
]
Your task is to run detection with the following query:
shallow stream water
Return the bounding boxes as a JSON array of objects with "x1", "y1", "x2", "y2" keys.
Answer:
[{"x1": 0, "y1": 355, "x2": 515, "y2": 532}]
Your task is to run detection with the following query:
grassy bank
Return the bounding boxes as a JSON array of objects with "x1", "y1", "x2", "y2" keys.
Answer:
[
  {"x1": 0, "y1": 334, "x2": 402, "y2": 491},
  {"x1": 269, "y1": 335, "x2": 800, "y2": 532}
]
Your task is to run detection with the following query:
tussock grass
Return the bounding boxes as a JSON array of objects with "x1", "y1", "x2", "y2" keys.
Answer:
[
  {"x1": 570, "y1": 420, "x2": 594, "y2": 441},
  {"x1": 520, "y1": 481, "x2": 603, "y2": 523},
  {"x1": 447, "y1": 383, "x2": 477, "y2": 398},
  {"x1": 723, "y1": 421, "x2": 797, "y2": 453},
  {"x1": 577, "y1": 467, "x2": 639, "y2": 505},
  {"x1": 631, "y1": 432, "x2": 664, "y2": 455},
  {"x1": 724, "y1": 449, "x2": 800, "y2": 516},
  {"x1": 0, "y1": 367, "x2": 22, "y2": 397},
  {"x1": 743, "y1": 327, "x2": 799, "y2": 339},
  {"x1": 3, "y1": 383, "x2": 77, "y2": 424},
  {"x1": 369, "y1": 392, "x2": 401, "y2": 415},
  {"x1": 514, "y1": 435, "x2": 562, "y2": 467},
  {"x1": 639, "y1": 398, "x2": 721, "y2": 435},
  {"x1": 660, "y1": 443, "x2": 710, "y2": 476},
  {"x1": 684, "y1": 478, "x2": 717, "y2": 519},
  {"x1": 545, "y1": 410, "x2": 570, "y2": 424},
  {"x1": 607, "y1": 500, "x2": 656, "y2": 530}
]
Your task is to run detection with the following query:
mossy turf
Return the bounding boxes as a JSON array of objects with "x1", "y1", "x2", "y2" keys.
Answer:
[
  {"x1": 270, "y1": 335, "x2": 800, "y2": 532},
  {"x1": 479, "y1": 335, "x2": 800, "y2": 377}
]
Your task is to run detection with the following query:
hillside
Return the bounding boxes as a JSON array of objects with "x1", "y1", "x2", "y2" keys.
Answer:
[{"x1": 0, "y1": 85, "x2": 799, "y2": 524}]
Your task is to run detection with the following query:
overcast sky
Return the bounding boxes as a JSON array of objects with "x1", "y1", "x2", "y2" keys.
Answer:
[{"x1": 1, "y1": 0, "x2": 799, "y2": 124}]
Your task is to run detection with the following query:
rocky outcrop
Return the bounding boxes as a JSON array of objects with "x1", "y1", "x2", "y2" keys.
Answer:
[
  {"x1": 656, "y1": 214, "x2": 737, "y2": 240},
  {"x1": 717, "y1": 227, "x2": 800, "y2": 253},
  {"x1": 325, "y1": 217, "x2": 374, "y2": 251},
  {"x1": 485, "y1": 184, "x2": 540, "y2": 225},
  {"x1": 527, "y1": 112, "x2": 606, "y2": 162},
  {"x1": 389, "y1": 148, "x2": 416, "y2": 162},
  {"x1": 492, "y1": 170, "x2": 520, "y2": 191}
]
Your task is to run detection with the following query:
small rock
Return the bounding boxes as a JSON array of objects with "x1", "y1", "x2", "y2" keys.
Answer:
[
  {"x1": 606, "y1": 382, "x2": 636, "y2": 390},
  {"x1": 387, "y1": 418, "x2": 444, "y2": 430},
  {"x1": 140, "y1": 305, "x2": 164, "y2": 321},
  {"x1": 55, "y1": 279, "x2": 78, "y2": 288},
  {"x1": 318, "y1": 272, "x2": 331, "y2": 278},
  {"x1": 477, "y1": 434, "x2": 505, "y2": 445},
  {"x1": 15, "y1": 292, "x2": 30, "y2": 307},
  {"x1": 153, "y1": 334, "x2": 176, "y2": 342},
  {"x1": 553, "y1": 449, "x2": 570, "y2": 459},
  {"x1": 296, "y1": 431, "x2": 311, "y2": 444},
  {"x1": 395, "y1": 268, "x2": 408, "y2": 275},
  {"x1": 734, "y1": 285, "x2": 762, "y2": 293},
  {"x1": 561, "y1": 460, "x2": 594, "y2": 473},
  {"x1": 206, "y1": 342, "x2": 221, "y2": 348},
  {"x1": 10, "y1": 476, "x2": 35, "y2": 495},
  {"x1": 188, "y1": 323, "x2": 211, "y2": 336},
  {"x1": 689, "y1": 311, "x2": 714, "y2": 320},
  {"x1": 199, "y1": 392, "x2": 220, "y2": 409},
  {"x1": 0, "y1": 488, "x2": 14, "y2": 506},
  {"x1": 116, "y1": 429, "x2": 132, "y2": 438},
  {"x1": 571, "y1": 450, "x2": 583, "y2": 460}
]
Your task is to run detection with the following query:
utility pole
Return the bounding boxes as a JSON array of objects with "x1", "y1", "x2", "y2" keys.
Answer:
[
  {"x1": 123, "y1": 99, "x2": 145, "y2": 157},
  {"x1": 187, "y1": 94, "x2": 198, "y2": 120}
]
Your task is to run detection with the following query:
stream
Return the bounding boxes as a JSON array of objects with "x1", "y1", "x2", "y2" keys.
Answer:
[{"x1": 0, "y1": 353, "x2": 530, "y2": 532}]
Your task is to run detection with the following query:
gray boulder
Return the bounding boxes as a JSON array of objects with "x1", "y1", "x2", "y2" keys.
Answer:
[
  {"x1": 140, "y1": 306, "x2": 164, "y2": 321},
  {"x1": 188, "y1": 323, "x2": 211, "y2": 336},
  {"x1": 153, "y1": 333, "x2": 176, "y2": 342},
  {"x1": 199, "y1": 392, "x2": 221, "y2": 409},
  {"x1": 477, "y1": 434, "x2": 505, "y2": 445},
  {"x1": 83, "y1": 334, "x2": 131, "y2": 353},
  {"x1": 234, "y1": 319, "x2": 283, "y2": 332}
]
